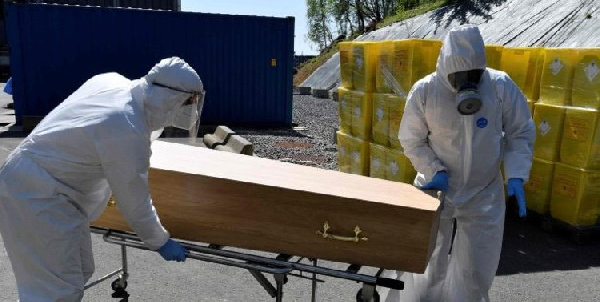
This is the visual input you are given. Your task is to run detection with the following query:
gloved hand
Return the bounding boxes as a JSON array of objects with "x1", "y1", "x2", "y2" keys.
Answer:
[
  {"x1": 157, "y1": 239, "x2": 187, "y2": 262},
  {"x1": 507, "y1": 178, "x2": 527, "y2": 217},
  {"x1": 420, "y1": 171, "x2": 449, "y2": 191}
]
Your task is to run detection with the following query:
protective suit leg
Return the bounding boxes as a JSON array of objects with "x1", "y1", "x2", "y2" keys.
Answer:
[
  {"x1": 0, "y1": 155, "x2": 91, "y2": 302},
  {"x1": 445, "y1": 176, "x2": 505, "y2": 302},
  {"x1": 381, "y1": 199, "x2": 456, "y2": 302},
  {"x1": 81, "y1": 226, "x2": 95, "y2": 285}
]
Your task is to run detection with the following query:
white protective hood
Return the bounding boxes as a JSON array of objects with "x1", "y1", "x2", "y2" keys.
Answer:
[{"x1": 436, "y1": 25, "x2": 487, "y2": 92}]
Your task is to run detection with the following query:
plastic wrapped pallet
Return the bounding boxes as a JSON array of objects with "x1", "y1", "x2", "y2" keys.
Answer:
[
  {"x1": 560, "y1": 107, "x2": 600, "y2": 169},
  {"x1": 337, "y1": 131, "x2": 353, "y2": 173},
  {"x1": 376, "y1": 39, "x2": 441, "y2": 98},
  {"x1": 349, "y1": 135, "x2": 370, "y2": 176},
  {"x1": 382, "y1": 39, "x2": 415, "y2": 96},
  {"x1": 352, "y1": 41, "x2": 380, "y2": 92},
  {"x1": 339, "y1": 42, "x2": 354, "y2": 89},
  {"x1": 386, "y1": 147, "x2": 417, "y2": 184},
  {"x1": 485, "y1": 44, "x2": 504, "y2": 70},
  {"x1": 500, "y1": 47, "x2": 542, "y2": 101},
  {"x1": 571, "y1": 48, "x2": 600, "y2": 109},
  {"x1": 338, "y1": 87, "x2": 353, "y2": 134},
  {"x1": 532, "y1": 103, "x2": 566, "y2": 161},
  {"x1": 550, "y1": 162, "x2": 600, "y2": 227},
  {"x1": 370, "y1": 143, "x2": 387, "y2": 179},
  {"x1": 375, "y1": 40, "x2": 396, "y2": 94},
  {"x1": 372, "y1": 93, "x2": 389, "y2": 146},
  {"x1": 539, "y1": 48, "x2": 577, "y2": 106},
  {"x1": 524, "y1": 157, "x2": 555, "y2": 215},
  {"x1": 351, "y1": 91, "x2": 373, "y2": 141},
  {"x1": 388, "y1": 94, "x2": 406, "y2": 150}
]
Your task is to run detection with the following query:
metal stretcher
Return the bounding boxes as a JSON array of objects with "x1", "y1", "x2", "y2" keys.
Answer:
[{"x1": 86, "y1": 226, "x2": 404, "y2": 302}]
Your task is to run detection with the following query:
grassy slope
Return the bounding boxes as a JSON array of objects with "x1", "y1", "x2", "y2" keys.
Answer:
[{"x1": 293, "y1": 0, "x2": 449, "y2": 87}]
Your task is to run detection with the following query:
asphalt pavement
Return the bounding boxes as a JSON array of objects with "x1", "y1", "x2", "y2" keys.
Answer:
[{"x1": 0, "y1": 86, "x2": 599, "y2": 301}]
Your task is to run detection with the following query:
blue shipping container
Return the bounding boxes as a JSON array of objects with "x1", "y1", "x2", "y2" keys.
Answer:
[{"x1": 5, "y1": 2, "x2": 294, "y2": 126}]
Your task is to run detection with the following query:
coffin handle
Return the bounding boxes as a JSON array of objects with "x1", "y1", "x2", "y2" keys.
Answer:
[
  {"x1": 316, "y1": 221, "x2": 368, "y2": 243},
  {"x1": 107, "y1": 195, "x2": 117, "y2": 206}
]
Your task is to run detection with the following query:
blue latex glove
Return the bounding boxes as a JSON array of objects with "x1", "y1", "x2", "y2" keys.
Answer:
[
  {"x1": 157, "y1": 239, "x2": 187, "y2": 262},
  {"x1": 420, "y1": 171, "x2": 449, "y2": 191},
  {"x1": 3, "y1": 77, "x2": 12, "y2": 95},
  {"x1": 507, "y1": 178, "x2": 527, "y2": 217}
]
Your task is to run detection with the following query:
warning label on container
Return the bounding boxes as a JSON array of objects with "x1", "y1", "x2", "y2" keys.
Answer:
[
  {"x1": 565, "y1": 118, "x2": 590, "y2": 142},
  {"x1": 393, "y1": 49, "x2": 409, "y2": 72},
  {"x1": 354, "y1": 105, "x2": 361, "y2": 117},
  {"x1": 585, "y1": 60, "x2": 599, "y2": 82},
  {"x1": 550, "y1": 57, "x2": 563, "y2": 76},
  {"x1": 376, "y1": 107, "x2": 384, "y2": 121},
  {"x1": 373, "y1": 158, "x2": 381, "y2": 171},
  {"x1": 553, "y1": 174, "x2": 578, "y2": 199},
  {"x1": 340, "y1": 51, "x2": 349, "y2": 64},
  {"x1": 526, "y1": 174, "x2": 543, "y2": 191},
  {"x1": 389, "y1": 160, "x2": 399, "y2": 176},
  {"x1": 352, "y1": 151, "x2": 360, "y2": 163},
  {"x1": 538, "y1": 120, "x2": 551, "y2": 136}
]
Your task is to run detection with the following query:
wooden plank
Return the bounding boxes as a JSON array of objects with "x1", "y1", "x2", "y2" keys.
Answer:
[{"x1": 92, "y1": 141, "x2": 440, "y2": 273}]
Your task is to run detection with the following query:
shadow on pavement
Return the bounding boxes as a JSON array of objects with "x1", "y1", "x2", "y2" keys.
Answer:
[{"x1": 497, "y1": 200, "x2": 600, "y2": 276}]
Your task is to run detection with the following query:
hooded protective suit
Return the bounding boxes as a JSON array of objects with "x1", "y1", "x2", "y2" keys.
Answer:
[
  {"x1": 382, "y1": 25, "x2": 535, "y2": 301},
  {"x1": 0, "y1": 57, "x2": 203, "y2": 301}
]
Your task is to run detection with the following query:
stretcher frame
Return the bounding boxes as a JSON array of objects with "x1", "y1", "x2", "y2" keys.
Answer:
[{"x1": 86, "y1": 226, "x2": 404, "y2": 301}]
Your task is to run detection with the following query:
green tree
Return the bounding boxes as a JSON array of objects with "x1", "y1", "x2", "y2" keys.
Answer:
[{"x1": 307, "y1": 0, "x2": 334, "y2": 52}]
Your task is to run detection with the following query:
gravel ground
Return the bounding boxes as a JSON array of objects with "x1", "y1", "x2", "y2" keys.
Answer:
[{"x1": 233, "y1": 94, "x2": 340, "y2": 170}]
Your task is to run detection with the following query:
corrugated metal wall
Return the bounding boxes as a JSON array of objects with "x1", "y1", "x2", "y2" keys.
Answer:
[{"x1": 5, "y1": 2, "x2": 294, "y2": 126}]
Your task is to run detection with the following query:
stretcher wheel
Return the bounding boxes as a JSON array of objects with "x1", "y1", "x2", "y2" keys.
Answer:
[
  {"x1": 355, "y1": 288, "x2": 380, "y2": 302},
  {"x1": 111, "y1": 278, "x2": 128, "y2": 291}
]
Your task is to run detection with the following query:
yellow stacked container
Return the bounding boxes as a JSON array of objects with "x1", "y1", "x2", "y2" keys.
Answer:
[
  {"x1": 539, "y1": 48, "x2": 577, "y2": 106},
  {"x1": 550, "y1": 163, "x2": 600, "y2": 226},
  {"x1": 560, "y1": 107, "x2": 600, "y2": 169},
  {"x1": 372, "y1": 93, "x2": 389, "y2": 146},
  {"x1": 571, "y1": 48, "x2": 600, "y2": 109},
  {"x1": 411, "y1": 39, "x2": 442, "y2": 84},
  {"x1": 351, "y1": 91, "x2": 373, "y2": 140},
  {"x1": 500, "y1": 47, "x2": 541, "y2": 101},
  {"x1": 370, "y1": 143, "x2": 387, "y2": 179},
  {"x1": 339, "y1": 42, "x2": 354, "y2": 89},
  {"x1": 524, "y1": 158, "x2": 555, "y2": 214},
  {"x1": 352, "y1": 41, "x2": 381, "y2": 92},
  {"x1": 388, "y1": 94, "x2": 406, "y2": 150},
  {"x1": 485, "y1": 44, "x2": 504, "y2": 70},
  {"x1": 532, "y1": 103, "x2": 566, "y2": 161},
  {"x1": 386, "y1": 148, "x2": 417, "y2": 183},
  {"x1": 338, "y1": 87, "x2": 353, "y2": 134},
  {"x1": 349, "y1": 135, "x2": 370, "y2": 176},
  {"x1": 336, "y1": 131, "x2": 352, "y2": 173}
]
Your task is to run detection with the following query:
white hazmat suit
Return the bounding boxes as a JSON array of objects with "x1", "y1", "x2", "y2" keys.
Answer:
[
  {"x1": 0, "y1": 57, "x2": 204, "y2": 301},
  {"x1": 384, "y1": 25, "x2": 535, "y2": 301}
]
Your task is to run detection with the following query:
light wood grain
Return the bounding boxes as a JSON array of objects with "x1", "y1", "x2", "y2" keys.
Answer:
[{"x1": 93, "y1": 141, "x2": 441, "y2": 272}]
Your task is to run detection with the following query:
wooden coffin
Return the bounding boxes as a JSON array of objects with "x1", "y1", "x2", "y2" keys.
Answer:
[{"x1": 92, "y1": 141, "x2": 440, "y2": 273}]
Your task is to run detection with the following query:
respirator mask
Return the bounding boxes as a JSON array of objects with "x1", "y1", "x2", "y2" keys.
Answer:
[{"x1": 448, "y1": 69, "x2": 484, "y2": 115}]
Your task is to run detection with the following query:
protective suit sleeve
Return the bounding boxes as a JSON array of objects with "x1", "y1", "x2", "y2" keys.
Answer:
[
  {"x1": 95, "y1": 126, "x2": 170, "y2": 250},
  {"x1": 499, "y1": 76, "x2": 535, "y2": 182},
  {"x1": 399, "y1": 83, "x2": 447, "y2": 181}
]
